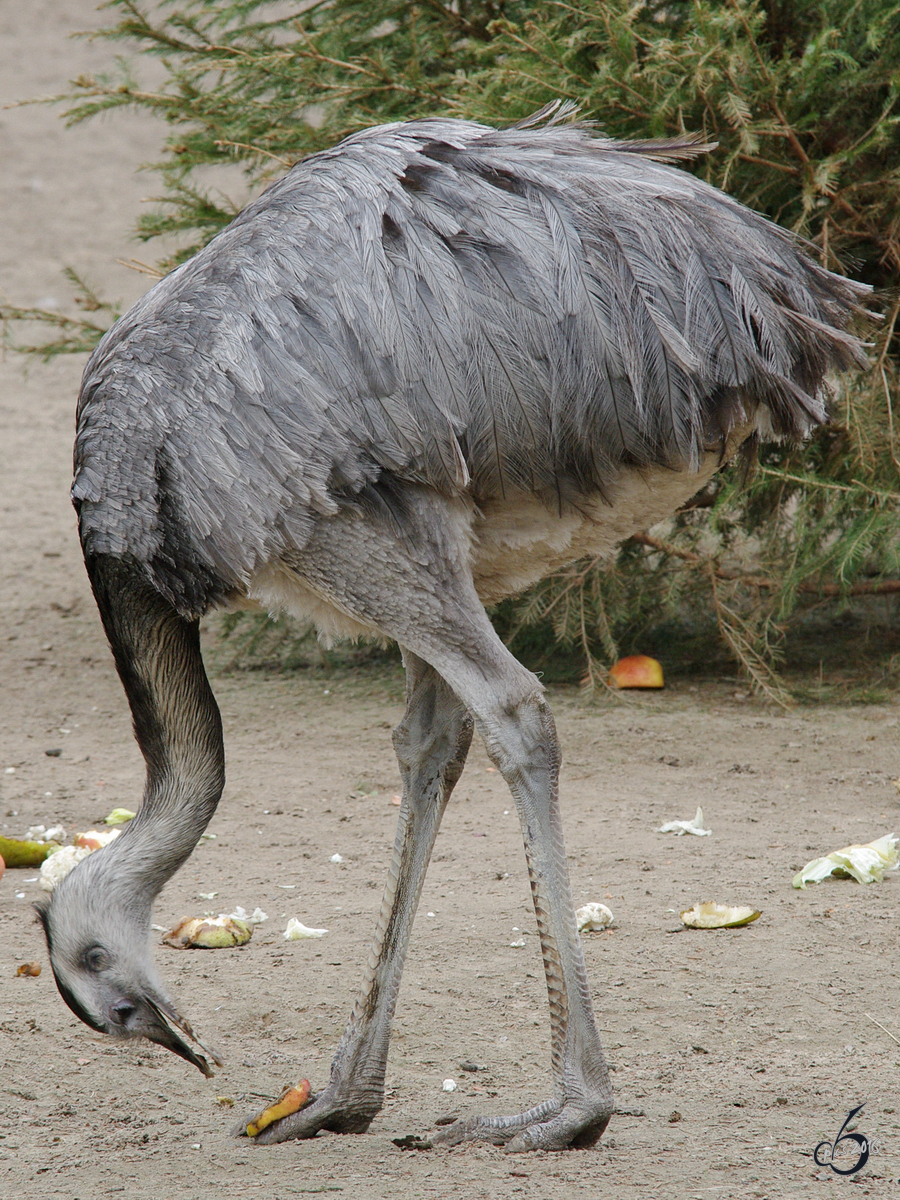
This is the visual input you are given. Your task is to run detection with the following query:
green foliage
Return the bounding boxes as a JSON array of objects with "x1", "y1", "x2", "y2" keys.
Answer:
[
  {"x1": 4, "y1": 0, "x2": 899, "y2": 695},
  {"x1": 1, "y1": 269, "x2": 121, "y2": 358}
]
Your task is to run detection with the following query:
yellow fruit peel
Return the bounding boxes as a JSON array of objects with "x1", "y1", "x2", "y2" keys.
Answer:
[
  {"x1": 246, "y1": 1081, "x2": 312, "y2": 1137},
  {"x1": 680, "y1": 902, "x2": 761, "y2": 929}
]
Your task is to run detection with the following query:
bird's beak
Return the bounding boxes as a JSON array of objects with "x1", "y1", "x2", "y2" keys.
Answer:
[{"x1": 143, "y1": 996, "x2": 224, "y2": 1078}]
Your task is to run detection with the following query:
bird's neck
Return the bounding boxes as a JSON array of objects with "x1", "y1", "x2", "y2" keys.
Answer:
[{"x1": 96, "y1": 763, "x2": 225, "y2": 902}]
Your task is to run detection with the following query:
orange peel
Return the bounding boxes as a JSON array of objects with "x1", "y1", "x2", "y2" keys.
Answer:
[{"x1": 246, "y1": 1080, "x2": 312, "y2": 1137}]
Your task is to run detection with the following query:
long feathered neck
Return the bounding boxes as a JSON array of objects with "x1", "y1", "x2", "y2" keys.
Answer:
[{"x1": 84, "y1": 553, "x2": 226, "y2": 900}]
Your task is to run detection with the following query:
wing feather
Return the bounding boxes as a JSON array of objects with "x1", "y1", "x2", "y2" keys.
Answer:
[{"x1": 74, "y1": 112, "x2": 871, "y2": 611}]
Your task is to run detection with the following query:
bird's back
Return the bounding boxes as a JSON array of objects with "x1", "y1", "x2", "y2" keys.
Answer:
[{"x1": 74, "y1": 112, "x2": 869, "y2": 617}]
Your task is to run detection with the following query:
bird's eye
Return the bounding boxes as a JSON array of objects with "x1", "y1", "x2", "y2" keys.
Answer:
[{"x1": 81, "y1": 945, "x2": 111, "y2": 973}]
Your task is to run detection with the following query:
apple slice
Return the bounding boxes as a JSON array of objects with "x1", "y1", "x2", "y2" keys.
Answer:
[
  {"x1": 608, "y1": 654, "x2": 664, "y2": 689},
  {"x1": 246, "y1": 1080, "x2": 313, "y2": 1137},
  {"x1": 73, "y1": 829, "x2": 121, "y2": 851}
]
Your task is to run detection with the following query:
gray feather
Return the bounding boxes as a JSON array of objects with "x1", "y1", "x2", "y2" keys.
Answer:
[{"x1": 73, "y1": 112, "x2": 870, "y2": 615}]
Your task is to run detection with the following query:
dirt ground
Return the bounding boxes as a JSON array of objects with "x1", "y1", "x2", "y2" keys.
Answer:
[{"x1": 2, "y1": 4, "x2": 899, "y2": 1199}]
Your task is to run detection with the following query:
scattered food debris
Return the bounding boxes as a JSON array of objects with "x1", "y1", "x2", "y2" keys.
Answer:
[
  {"x1": 73, "y1": 829, "x2": 122, "y2": 851},
  {"x1": 793, "y1": 834, "x2": 899, "y2": 889},
  {"x1": 680, "y1": 902, "x2": 761, "y2": 929},
  {"x1": 1, "y1": 835, "x2": 61, "y2": 869},
  {"x1": 25, "y1": 824, "x2": 66, "y2": 843},
  {"x1": 246, "y1": 1081, "x2": 312, "y2": 1137},
  {"x1": 329, "y1": 853, "x2": 343, "y2": 863},
  {"x1": 283, "y1": 918, "x2": 328, "y2": 940},
  {"x1": 228, "y1": 906, "x2": 268, "y2": 925},
  {"x1": 163, "y1": 915, "x2": 253, "y2": 948},
  {"x1": 16, "y1": 962, "x2": 41, "y2": 977},
  {"x1": 608, "y1": 654, "x2": 664, "y2": 689},
  {"x1": 103, "y1": 808, "x2": 136, "y2": 825},
  {"x1": 576, "y1": 902, "x2": 614, "y2": 932},
  {"x1": 658, "y1": 807, "x2": 711, "y2": 837},
  {"x1": 39, "y1": 845, "x2": 93, "y2": 891},
  {"x1": 442, "y1": 1078, "x2": 457, "y2": 1092}
]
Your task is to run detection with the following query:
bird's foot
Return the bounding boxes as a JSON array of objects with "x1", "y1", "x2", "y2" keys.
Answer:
[
  {"x1": 432, "y1": 1095, "x2": 613, "y2": 1153},
  {"x1": 231, "y1": 1081, "x2": 380, "y2": 1144}
]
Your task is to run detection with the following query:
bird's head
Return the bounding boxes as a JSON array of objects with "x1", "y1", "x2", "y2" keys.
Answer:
[{"x1": 34, "y1": 850, "x2": 222, "y2": 1077}]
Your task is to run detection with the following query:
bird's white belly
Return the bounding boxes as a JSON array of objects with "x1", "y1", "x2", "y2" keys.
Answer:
[
  {"x1": 235, "y1": 450, "x2": 729, "y2": 643},
  {"x1": 470, "y1": 454, "x2": 724, "y2": 605}
]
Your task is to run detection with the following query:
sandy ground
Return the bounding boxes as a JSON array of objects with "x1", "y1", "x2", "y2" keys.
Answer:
[{"x1": 2, "y1": 4, "x2": 900, "y2": 1198}]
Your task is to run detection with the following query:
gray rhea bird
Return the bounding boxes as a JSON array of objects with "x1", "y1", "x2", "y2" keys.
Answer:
[{"x1": 37, "y1": 105, "x2": 868, "y2": 1152}]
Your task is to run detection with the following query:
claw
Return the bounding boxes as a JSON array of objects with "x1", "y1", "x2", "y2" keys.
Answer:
[
  {"x1": 245, "y1": 1080, "x2": 313, "y2": 1138},
  {"x1": 431, "y1": 1097, "x2": 612, "y2": 1152}
]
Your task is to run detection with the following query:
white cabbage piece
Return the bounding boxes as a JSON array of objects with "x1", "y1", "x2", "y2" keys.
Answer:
[
  {"x1": 229, "y1": 905, "x2": 268, "y2": 925},
  {"x1": 793, "y1": 834, "x2": 899, "y2": 889},
  {"x1": 283, "y1": 918, "x2": 329, "y2": 940},
  {"x1": 657, "y1": 807, "x2": 711, "y2": 836}
]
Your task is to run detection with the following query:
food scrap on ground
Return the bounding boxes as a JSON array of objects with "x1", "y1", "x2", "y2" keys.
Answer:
[
  {"x1": 1, "y1": 835, "x2": 62, "y2": 869},
  {"x1": 246, "y1": 1081, "x2": 312, "y2": 1138},
  {"x1": 658, "y1": 807, "x2": 711, "y2": 836},
  {"x1": 575, "y1": 902, "x2": 614, "y2": 932},
  {"x1": 283, "y1": 918, "x2": 328, "y2": 940},
  {"x1": 39, "y1": 845, "x2": 93, "y2": 891},
  {"x1": 680, "y1": 902, "x2": 761, "y2": 929},
  {"x1": 608, "y1": 654, "x2": 664, "y2": 689},
  {"x1": 16, "y1": 962, "x2": 41, "y2": 977},
  {"x1": 38, "y1": 828, "x2": 123, "y2": 891},
  {"x1": 103, "y1": 807, "x2": 136, "y2": 825},
  {"x1": 162, "y1": 915, "x2": 253, "y2": 948},
  {"x1": 26, "y1": 824, "x2": 66, "y2": 843},
  {"x1": 73, "y1": 829, "x2": 122, "y2": 850},
  {"x1": 792, "y1": 833, "x2": 899, "y2": 889},
  {"x1": 228, "y1": 905, "x2": 268, "y2": 925}
]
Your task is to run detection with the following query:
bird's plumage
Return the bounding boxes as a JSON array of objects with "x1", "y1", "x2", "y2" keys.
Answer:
[
  {"x1": 74, "y1": 110, "x2": 868, "y2": 618},
  {"x1": 48, "y1": 108, "x2": 873, "y2": 1151}
]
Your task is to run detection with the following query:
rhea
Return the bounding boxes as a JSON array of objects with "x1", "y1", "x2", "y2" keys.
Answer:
[{"x1": 37, "y1": 106, "x2": 867, "y2": 1152}]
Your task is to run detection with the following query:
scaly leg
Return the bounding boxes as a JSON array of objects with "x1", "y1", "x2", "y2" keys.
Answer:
[
  {"x1": 429, "y1": 683, "x2": 613, "y2": 1151},
  {"x1": 242, "y1": 494, "x2": 613, "y2": 1150},
  {"x1": 241, "y1": 651, "x2": 472, "y2": 1142}
]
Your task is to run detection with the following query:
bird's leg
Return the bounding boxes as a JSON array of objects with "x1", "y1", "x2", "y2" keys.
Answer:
[
  {"x1": 246, "y1": 499, "x2": 613, "y2": 1150},
  {"x1": 240, "y1": 651, "x2": 472, "y2": 1143},
  {"x1": 431, "y1": 677, "x2": 614, "y2": 1152}
]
